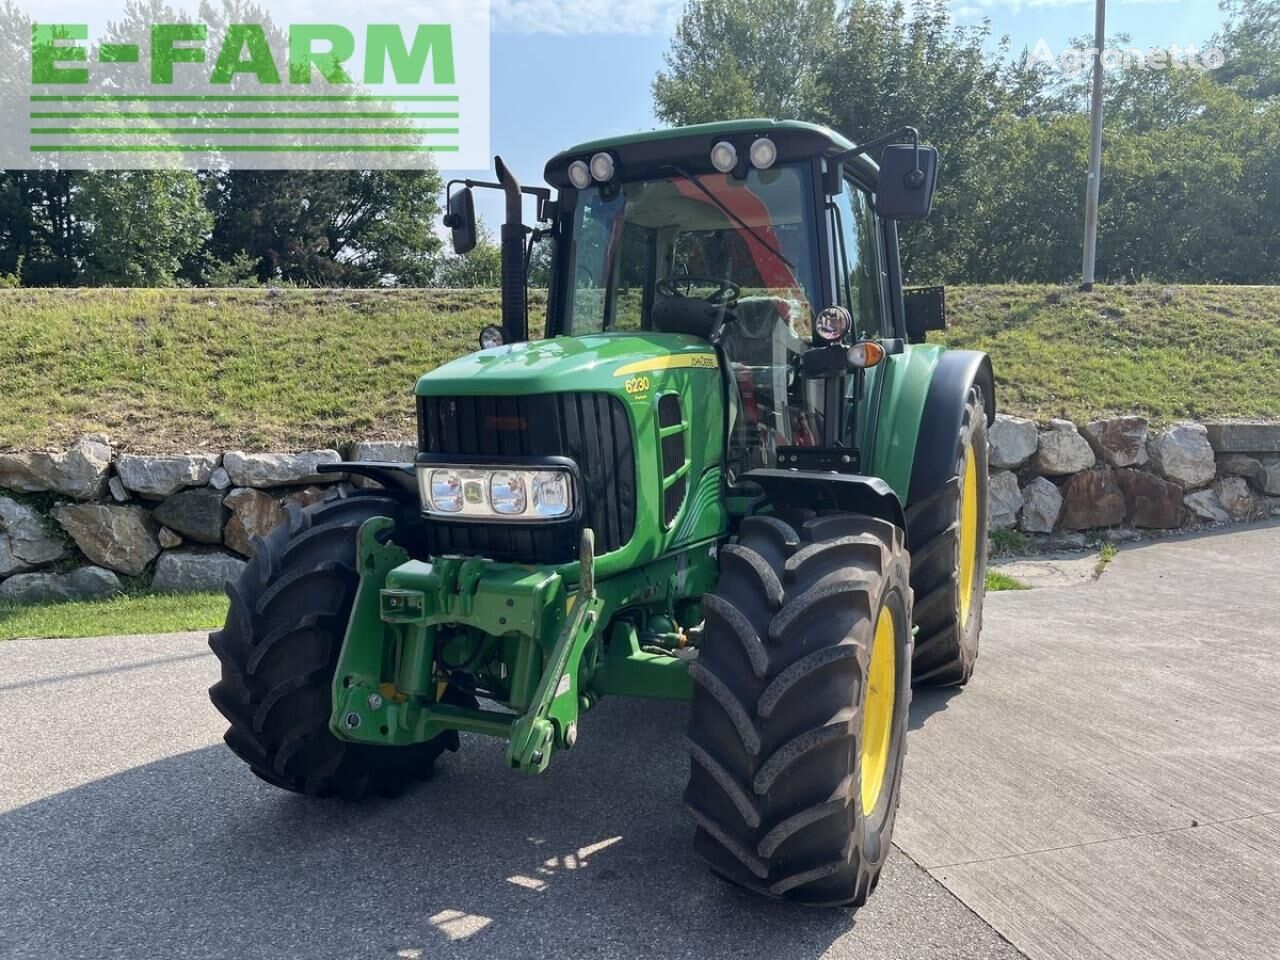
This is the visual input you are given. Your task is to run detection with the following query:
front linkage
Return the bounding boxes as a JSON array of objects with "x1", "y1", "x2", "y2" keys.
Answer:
[{"x1": 329, "y1": 518, "x2": 717, "y2": 774}]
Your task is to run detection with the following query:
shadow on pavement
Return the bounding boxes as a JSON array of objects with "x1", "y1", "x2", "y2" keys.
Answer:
[
  {"x1": 908, "y1": 686, "x2": 962, "y2": 732},
  {"x1": 1, "y1": 698, "x2": 866, "y2": 960}
]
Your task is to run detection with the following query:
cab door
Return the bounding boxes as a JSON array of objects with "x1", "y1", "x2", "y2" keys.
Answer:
[{"x1": 827, "y1": 176, "x2": 892, "y2": 460}]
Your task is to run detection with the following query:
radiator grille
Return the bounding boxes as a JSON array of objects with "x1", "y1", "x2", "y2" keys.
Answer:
[{"x1": 417, "y1": 393, "x2": 636, "y2": 563}]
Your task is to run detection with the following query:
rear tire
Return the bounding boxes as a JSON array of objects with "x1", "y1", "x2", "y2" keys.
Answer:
[
  {"x1": 906, "y1": 387, "x2": 990, "y2": 687},
  {"x1": 208, "y1": 491, "x2": 467, "y2": 799},
  {"x1": 684, "y1": 511, "x2": 912, "y2": 908}
]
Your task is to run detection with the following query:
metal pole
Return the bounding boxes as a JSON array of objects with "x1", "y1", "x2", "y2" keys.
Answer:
[{"x1": 1081, "y1": 0, "x2": 1106, "y2": 291}]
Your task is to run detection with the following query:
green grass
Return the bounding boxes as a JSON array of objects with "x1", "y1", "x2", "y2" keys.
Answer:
[
  {"x1": 986, "y1": 570, "x2": 1031, "y2": 592},
  {"x1": 989, "y1": 527, "x2": 1031, "y2": 557},
  {"x1": 1094, "y1": 542, "x2": 1119, "y2": 577},
  {"x1": 1, "y1": 283, "x2": 1276, "y2": 453},
  {"x1": 0, "y1": 591, "x2": 227, "y2": 641},
  {"x1": 941, "y1": 284, "x2": 1280, "y2": 424}
]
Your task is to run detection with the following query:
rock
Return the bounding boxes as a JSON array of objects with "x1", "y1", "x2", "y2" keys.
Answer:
[
  {"x1": 151, "y1": 550, "x2": 246, "y2": 593},
  {"x1": 1215, "y1": 477, "x2": 1260, "y2": 521},
  {"x1": 0, "y1": 436, "x2": 112, "y2": 499},
  {"x1": 1216, "y1": 455, "x2": 1262, "y2": 481},
  {"x1": 1258, "y1": 458, "x2": 1280, "y2": 496},
  {"x1": 0, "y1": 566, "x2": 122, "y2": 604},
  {"x1": 209, "y1": 466, "x2": 232, "y2": 491},
  {"x1": 223, "y1": 489, "x2": 284, "y2": 557},
  {"x1": 1115, "y1": 469, "x2": 1185, "y2": 529},
  {"x1": 1059, "y1": 468, "x2": 1127, "y2": 531},
  {"x1": 1082, "y1": 416, "x2": 1149, "y2": 468},
  {"x1": 988, "y1": 471, "x2": 1023, "y2": 529},
  {"x1": 151, "y1": 488, "x2": 227, "y2": 544},
  {"x1": 108, "y1": 476, "x2": 130, "y2": 503},
  {"x1": 1270, "y1": 497, "x2": 1280, "y2": 518},
  {"x1": 0, "y1": 497, "x2": 68, "y2": 574},
  {"x1": 115, "y1": 453, "x2": 219, "y2": 499},
  {"x1": 1020, "y1": 477, "x2": 1063, "y2": 533},
  {"x1": 988, "y1": 415, "x2": 1038, "y2": 471},
  {"x1": 0, "y1": 568, "x2": 120, "y2": 604},
  {"x1": 1148, "y1": 424, "x2": 1216, "y2": 489},
  {"x1": 51, "y1": 504, "x2": 160, "y2": 576},
  {"x1": 223, "y1": 450, "x2": 342, "y2": 489},
  {"x1": 1204, "y1": 422, "x2": 1280, "y2": 454},
  {"x1": 1045, "y1": 532, "x2": 1088, "y2": 551},
  {"x1": 1034, "y1": 420, "x2": 1096, "y2": 476},
  {"x1": 158, "y1": 527, "x2": 183, "y2": 549},
  {"x1": 1184, "y1": 489, "x2": 1230, "y2": 524},
  {"x1": 349, "y1": 440, "x2": 418, "y2": 462},
  {"x1": 282, "y1": 486, "x2": 328, "y2": 510},
  {"x1": 1105, "y1": 527, "x2": 1142, "y2": 544}
]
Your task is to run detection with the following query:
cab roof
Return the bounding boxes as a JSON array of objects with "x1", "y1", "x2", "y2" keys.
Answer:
[{"x1": 544, "y1": 119, "x2": 874, "y2": 189}]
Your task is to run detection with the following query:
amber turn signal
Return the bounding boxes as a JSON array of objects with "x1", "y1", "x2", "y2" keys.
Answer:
[{"x1": 848, "y1": 340, "x2": 886, "y2": 368}]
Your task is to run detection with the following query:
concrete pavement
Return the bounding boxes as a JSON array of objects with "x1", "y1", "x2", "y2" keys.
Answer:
[{"x1": 2, "y1": 521, "x2": 1278, "y2": 959}]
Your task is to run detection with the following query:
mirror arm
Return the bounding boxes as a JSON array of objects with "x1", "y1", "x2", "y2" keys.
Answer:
[{"x1": 840, "y1": 126, "x2": 924, "y2": 186}]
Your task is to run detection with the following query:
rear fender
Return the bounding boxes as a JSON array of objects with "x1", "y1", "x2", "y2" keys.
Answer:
[{"x1": 906, "y1": 351, "x2": 995, "y2": 506}]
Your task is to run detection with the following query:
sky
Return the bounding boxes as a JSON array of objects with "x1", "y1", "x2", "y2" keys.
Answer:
[{"x1": 463, "y1": 0, "x2": 1229, "y2": 230}]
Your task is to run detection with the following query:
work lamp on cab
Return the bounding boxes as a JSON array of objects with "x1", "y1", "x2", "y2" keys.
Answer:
[
  {"x1": 816, "y1": 306, "x2": 852, "y2": 342},
  {"x1": 568, "y1": 160, "x2": 592, "y2": 190},
  {"x1": 589, "y1": 152, "x2": 616, "y2": 182},
  {"x1": 710, "y1": 141, "x2": 738, "y2": 174},
  {"x1": 749, "y1": 137, "x2": 778, "y2": 170}
]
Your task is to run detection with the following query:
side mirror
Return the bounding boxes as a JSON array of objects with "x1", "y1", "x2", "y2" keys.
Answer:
[
  {"x1": 904, "y1": 286, "x2": 946, "y2": 343},
  {"x1": 444, "y1": 187, "x2": 477, "y2": 255},
  {"x1": 877, "y1": 144, "x2": 938, "y2": 221}
]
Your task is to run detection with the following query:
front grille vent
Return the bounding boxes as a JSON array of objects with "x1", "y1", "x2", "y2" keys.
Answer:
[{"x1": 417, "y1": 393, "x2": 636, "y2": 563}]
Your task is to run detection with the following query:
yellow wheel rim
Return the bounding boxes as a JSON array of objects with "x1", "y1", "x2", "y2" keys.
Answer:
[
  {"x1": 957, "y1": 444, "x2": 980, "y2": 630},
  {"x1": 859, "y1": 606, "x2": 897, "y2": 816}
]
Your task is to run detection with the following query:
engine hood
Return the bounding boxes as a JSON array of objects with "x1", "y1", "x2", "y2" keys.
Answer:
[{"x1": 415, "y1": 332, "x2": 719, "y2": 396}]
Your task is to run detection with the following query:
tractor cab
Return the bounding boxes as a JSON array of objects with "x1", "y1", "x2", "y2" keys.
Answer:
[{"x1": 445, "y1": 120, "x2": 942, "y2": 490}]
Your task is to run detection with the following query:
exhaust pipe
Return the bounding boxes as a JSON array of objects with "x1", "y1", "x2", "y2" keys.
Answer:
[{"x1": 495, "y1": 156, "x2": 528, "y2": 344}]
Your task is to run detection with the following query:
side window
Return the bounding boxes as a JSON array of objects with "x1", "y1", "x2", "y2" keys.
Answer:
[{"x1": 829, "y1": 184, "x2": 886, "y2": 340}]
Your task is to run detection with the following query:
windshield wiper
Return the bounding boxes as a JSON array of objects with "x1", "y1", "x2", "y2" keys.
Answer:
[{"x1": 667, "y1": 165, "x2": 797, "y2": 271}]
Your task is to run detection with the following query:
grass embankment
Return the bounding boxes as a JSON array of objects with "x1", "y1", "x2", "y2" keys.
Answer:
[
  {"x1": 0, "y1": 591, "x2": 226, "y2": 642},
  {"x1": 0, "y1": 283, "x2": 1277, "y2": 453},
  {"x1": 940, "y1": 284, "x2": 1280, "y2": 424}
]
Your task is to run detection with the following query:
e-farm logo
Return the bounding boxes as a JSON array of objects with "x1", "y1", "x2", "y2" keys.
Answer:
[{"x1": 3, "y1": 1, "x2": 490, "y2": 170}]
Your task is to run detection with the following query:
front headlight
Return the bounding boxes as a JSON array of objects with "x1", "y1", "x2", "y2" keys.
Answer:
[{"x1": 418, "y1": 466, "x2": 574, "y2": 521}]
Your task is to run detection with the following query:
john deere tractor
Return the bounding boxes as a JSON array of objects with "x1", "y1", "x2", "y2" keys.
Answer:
[{"x1": 209, "y1": 120, "x2": 993, "y2": 908}]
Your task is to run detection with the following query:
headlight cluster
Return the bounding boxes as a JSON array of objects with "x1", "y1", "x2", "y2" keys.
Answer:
[{"x1": 418, "y1": 467, "x2": 574, "y2": 520}]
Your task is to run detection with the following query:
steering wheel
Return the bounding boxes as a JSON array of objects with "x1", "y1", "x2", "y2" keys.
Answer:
[{"x1": 657, "y1": 275, "x2": 740, "y2": 306}]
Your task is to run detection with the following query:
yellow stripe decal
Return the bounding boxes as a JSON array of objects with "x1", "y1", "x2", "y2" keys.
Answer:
[{"x1": 613, "y1": 353, "x2": 719, "y2": 377}]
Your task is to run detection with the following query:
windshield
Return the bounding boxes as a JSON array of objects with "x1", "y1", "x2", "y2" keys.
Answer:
[{"x1": 561, "y1": 162, "x2": 822, "y2": 337}]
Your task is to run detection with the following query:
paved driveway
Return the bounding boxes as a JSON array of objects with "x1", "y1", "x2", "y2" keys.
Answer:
[{"x1": 2, "y1": 521, "x2": 1278, "y2": 960}]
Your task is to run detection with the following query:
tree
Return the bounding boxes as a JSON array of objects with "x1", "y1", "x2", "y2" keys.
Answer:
[
  {"x1": 205, "y1": 168, "x2": 443, "y2": 285},
  {"x1": 75, "y1": 171, "x2": 212, "y2": 286},
  {"x1": 1214, "y1": 0, "x2": 1280, "y2": 99},
  {"x1": 653, "y1": 0, "x2": 837, "y2": 125},
  {"x1": 431, "y1": 226, "x2": 502, "y2": 288}
]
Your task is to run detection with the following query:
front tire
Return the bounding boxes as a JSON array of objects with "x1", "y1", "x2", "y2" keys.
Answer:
[
  {"x1": 684, "y1": 512, "x2": 912, "y2": 908},
  {"x1": 906, "y1": 387, "x2": 990, "y2": 687},
  {"x1": 208, "y1": 491, "x2": 467, "y2": 799}
]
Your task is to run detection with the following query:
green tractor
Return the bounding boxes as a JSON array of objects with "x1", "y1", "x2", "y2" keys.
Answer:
[{"x1": 209, "y1": 120, "x2": 993, "y2": 909}]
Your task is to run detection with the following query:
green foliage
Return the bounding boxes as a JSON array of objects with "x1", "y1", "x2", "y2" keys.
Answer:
[
  {"x1": 205, "y1": 169, "x2": 443, "y2": 286},
  {"x1": 986, "y1": 571, "x2": 1031, "y2": 592},
  {"x1": 989, "y1": 527, "x2": 1031, "y2": 557},
  {"x1": 0, "y1": 590, "x2": 228, "y2": 642},
  {"x1": 653, "y1": 0, "x2": 1280, "y2": 285},
  {"x1": 431, "y1": 227, "x2": 502, "y2": 288},
  {"x1": 75, "y1": 171, "x2": 212, "y2": 286}
]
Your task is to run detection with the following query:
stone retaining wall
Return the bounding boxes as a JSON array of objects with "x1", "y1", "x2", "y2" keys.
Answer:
[
  {"x1": 1, "y1": 421, "x2": 1277, "y2": 601},
  {"x1": 988, "y1": 416, "x2": 1280, "y2": 545}
]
